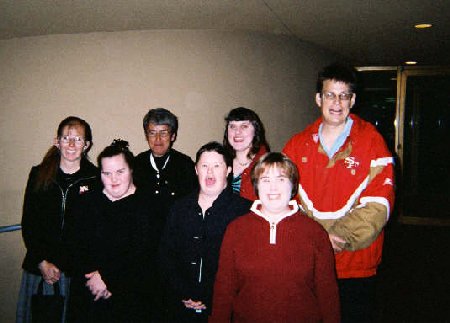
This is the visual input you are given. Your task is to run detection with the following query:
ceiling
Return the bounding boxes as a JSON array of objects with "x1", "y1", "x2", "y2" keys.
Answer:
[{"x1": 1, "y1": 0, "x2": 449, "y2": 66}]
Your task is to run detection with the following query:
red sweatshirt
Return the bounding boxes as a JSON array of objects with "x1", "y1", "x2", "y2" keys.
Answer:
[{"x1": 210, "y1": 203, "x2": 340, "y2": 323}]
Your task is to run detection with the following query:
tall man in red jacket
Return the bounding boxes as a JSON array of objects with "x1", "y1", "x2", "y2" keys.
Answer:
[{"x1": 283, "y1": 63, "x2": 395, "y2": 322}]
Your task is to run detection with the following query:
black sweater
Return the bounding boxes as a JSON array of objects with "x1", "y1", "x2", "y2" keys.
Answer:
[{"x1": 69, "y1": 189, "x2": 161, "y2": 322}]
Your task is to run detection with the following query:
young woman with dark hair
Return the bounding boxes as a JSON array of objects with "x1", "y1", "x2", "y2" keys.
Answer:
[
  {"x1": 223, "y1": 107, "x2": 270, "y2": 200},
  {"x1": 17, "y1": 116, "x2": 98, "y2": 323}
]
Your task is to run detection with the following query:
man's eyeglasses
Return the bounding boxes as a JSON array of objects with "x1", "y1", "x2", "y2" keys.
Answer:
[
  {"x1": 322, "y1": 92, "x2": 353, "y2": 102},
  {"x1": 60, "y1": 135, "x2": 85, "y2": 146},
  {"x1": 147, "y1": 130, "x2": 171, "y2": 138}
]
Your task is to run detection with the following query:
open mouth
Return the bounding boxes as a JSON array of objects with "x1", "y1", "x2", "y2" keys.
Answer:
[
  {"x1": 205, "y1": 177, "x2": 216, "y2": 186},
  {"x1": 267, "y1": 194, "x2": 281, "y2": 200}
]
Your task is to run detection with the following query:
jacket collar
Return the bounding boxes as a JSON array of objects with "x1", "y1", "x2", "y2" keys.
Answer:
[
  {"x1": 250, "y1": 200, "x2": 299, "y2": 244},
  {"x1": 250, "y1": 199, "x2": 299, "y2": 225},
  {"x1": 186, "y1": 187, "x2": 236, "y2": 208}
]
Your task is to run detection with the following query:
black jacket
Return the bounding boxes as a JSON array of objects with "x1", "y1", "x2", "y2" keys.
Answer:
[
  {"x1": 21, "y1": 159, "x2": 99, "y2": 275},
  {"x1": 134, "y1": 148, "x2": 198, "y2": 231},
  {"x1": 159, "y1": 188, "x2": 251, "y2": 315}
]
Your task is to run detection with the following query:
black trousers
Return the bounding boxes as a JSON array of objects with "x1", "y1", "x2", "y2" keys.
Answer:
[{"x1": 338, "y1": 276, "x2": 377, "y2": 323}]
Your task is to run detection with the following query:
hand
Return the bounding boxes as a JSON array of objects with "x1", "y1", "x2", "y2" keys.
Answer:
[
  {"x1": 85, "y1": 271, "x2": 112, "y2": 301},
  {"x1": 38, "y1": 260, "x2": 60, "y2": 284},
  {"x1": 101, "y1": 289, "x2": 112, "y2": 299},
  {"x1": 329, "y1": 234, "x2": 346, "y2": 253},
  {"x1": 182, "y1": 299, "x2": 207, "y2": 311}
]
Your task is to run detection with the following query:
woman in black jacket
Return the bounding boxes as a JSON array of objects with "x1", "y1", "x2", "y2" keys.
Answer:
[
  {"x1": 159, "y1": 141, "x2": 251, "y2": 322},
  {"x1": 16, "y1": 116, "x2": 99, "y2": 323}
]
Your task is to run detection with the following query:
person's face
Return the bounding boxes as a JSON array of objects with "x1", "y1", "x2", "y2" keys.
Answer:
[
  {"x1": 101, "y1": 154, "x2": 133, "y2": 201},
  {"x1": 258, "y1": 166, "x2": 292, "y2": 217},
  {"x1": 146, "y1": 123, "x2": 176, "y2": 157},
  {"x1": 196, "y1": 151, "x2": 231, "y2": 198},
  {"x1": 315, "y1": 80, "x2": 355, "y2": 128},
  {"x1": 55, "y1": 125, "x2": 89, "y2": 164},
  {"x1": 227, "y1": 120, "x2": 255, "y2": 153}
]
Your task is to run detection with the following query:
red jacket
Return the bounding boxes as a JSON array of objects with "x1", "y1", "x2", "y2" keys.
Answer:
[
  {"x1": 283, "y1": 115, "x2": 395, "y2": 278},
  {"x1": 239, "y1": 146, "x2": 268, "y2": 201}
]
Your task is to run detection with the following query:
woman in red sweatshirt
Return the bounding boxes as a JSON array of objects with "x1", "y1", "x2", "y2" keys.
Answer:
[{"x1": 210, "y1": 152, "x2": 340, "y2": 323}]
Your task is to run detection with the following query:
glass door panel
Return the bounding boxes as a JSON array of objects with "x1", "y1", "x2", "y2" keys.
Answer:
[
  {"x1": 355, "y1": 68, "x2": 398, "y2": 153},
  {"x1": 355, "y1": 66, "x2": 450, "y2": 225},
  {"x1": 401, "y1": 71, "x2": 450, "y2": 222}
]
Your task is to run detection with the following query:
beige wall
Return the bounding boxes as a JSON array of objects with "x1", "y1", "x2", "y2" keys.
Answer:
[
  {"x1": 0, "y1": 230, "x2": 24, "y2": 322},
  {"x1": 0, "y1": 29, "x2": 334, "y2": 320}
]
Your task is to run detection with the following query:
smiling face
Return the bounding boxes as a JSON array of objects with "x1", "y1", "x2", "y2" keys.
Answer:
[
  {"x1": 101, "y1": 154, "x2": 134, "y2": 201},
  {"x1": 227, "y1": 120, "x2": 255, "y2": 153},
  {"x1": 146, "y1": 123, "x2": 176, "y2": 157},
  {"x1": 55, "y1": 125, "x2": 88, "y2": 165},
  {"x1": 316, "y1": 80, "x2": 355, "y2": 128},
  {"x1": 196, "y1": 151, "x2": 232, "y2": 198},
  {"x1": 258, "y1": 166, "x2": 292, "y2": 218}
]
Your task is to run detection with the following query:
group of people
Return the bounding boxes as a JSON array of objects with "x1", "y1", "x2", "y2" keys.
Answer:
[{"x1": 16, "y1": 63, "x2": 394, "y2": 323}]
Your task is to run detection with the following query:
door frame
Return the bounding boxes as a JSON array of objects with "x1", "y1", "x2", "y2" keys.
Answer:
[
  {"x1": 357, "y1": 66, "x2": 450, "y2": 226},
  {"x1": 395, "y1": 66, "x2": 450, "y2": 225}
]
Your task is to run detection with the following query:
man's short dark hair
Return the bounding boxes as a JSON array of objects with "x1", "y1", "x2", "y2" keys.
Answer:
[
  {"x1": 143, "y1": 108, "x2": 179, "y2": 136},
  {"x1": 195, "y1": 141, "x2": 232, "y2": 168},
  {"x1": 316, "y1": 63, "x2": 358, "y2": 94}
]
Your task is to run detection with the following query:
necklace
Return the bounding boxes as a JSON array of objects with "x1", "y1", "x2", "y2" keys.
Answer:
[{"x1": 237, "y1": 159, "x2": 251, "y2": 167}]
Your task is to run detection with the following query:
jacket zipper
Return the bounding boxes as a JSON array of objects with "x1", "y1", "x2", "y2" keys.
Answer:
[
  {"x1": 270, "y1": 222, "x2": 276, "y2": 245},
  {"x1": 58, "y1": 175, "x2": 96, "y2": 232},
  {"x1": 198, "y1": 257, "x2": 203, "y2": 283},
  {"x1": 197, "y1": 209, "x2": 207, "y2": 284},
  {"x1": 59, "y1": 185, "x2": 71, "y2": 232}
]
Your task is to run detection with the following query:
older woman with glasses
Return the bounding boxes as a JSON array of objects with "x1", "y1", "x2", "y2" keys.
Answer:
[
  {"x1": 210, "y1": 153, "x2": 340, "y2": 322},
  {"x1": 223, "y1": 107, "x2": 270, "y2": 200},
  {"x1": 16, "y1": 116, "x2": 99, "y2": 323},
  {"x1": 134, "y1": 108, "x2": 198, "y2": 230}
]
